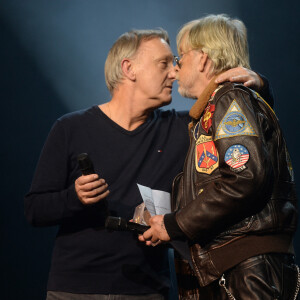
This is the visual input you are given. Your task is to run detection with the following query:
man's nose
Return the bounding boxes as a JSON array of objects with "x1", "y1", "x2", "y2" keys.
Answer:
[
  {"x1": 173, "y1": 63, "x2": 180, "y2": 72},
  {"x1": 168, "y1": 66, "x2": 177, "y2": 79}
]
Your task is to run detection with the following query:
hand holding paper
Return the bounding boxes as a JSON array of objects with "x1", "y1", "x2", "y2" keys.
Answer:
[{"x1": 136, "y1": 184, "x2": 172, "y2": 246}]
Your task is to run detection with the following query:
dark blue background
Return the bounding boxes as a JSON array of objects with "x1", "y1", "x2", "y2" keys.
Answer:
[{"x1": 1, "y1": 1, "x2": 299, "y2": 299}]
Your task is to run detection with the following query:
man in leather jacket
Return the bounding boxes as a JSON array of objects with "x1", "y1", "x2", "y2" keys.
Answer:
[{"x1": 139, "y1": 14, "x2": 299, "y2": 299}]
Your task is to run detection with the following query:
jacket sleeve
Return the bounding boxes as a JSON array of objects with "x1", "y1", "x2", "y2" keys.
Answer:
[
  {"x1": 175, "y1": 87, "x2": 274, "y2": 241},
  {"x1": 24, "y1": 120, "x2": 84, "y2": 227},
  {"x1": 258, "y1": 73, "x2": 274, "y2": 108}
]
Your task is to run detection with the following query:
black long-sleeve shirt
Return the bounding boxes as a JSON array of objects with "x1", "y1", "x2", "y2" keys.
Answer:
[{"x1": 25, "y1": 106, "x2": 190, "y2": 295}]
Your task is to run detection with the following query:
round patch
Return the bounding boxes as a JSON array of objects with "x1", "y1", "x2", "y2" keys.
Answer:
[
  {"x1": 224, "y1": 112, "x2": 246, "y2": 134},
  {"x1": 225, "y1": 144, "x2": 249, "y2": 172}
]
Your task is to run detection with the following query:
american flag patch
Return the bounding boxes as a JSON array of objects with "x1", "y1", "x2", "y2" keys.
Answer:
[{"x1": 225, "y1": 144, "x2": 249, "y2": 172}]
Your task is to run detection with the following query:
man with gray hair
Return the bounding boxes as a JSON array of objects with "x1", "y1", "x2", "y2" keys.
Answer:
[
  {"x1": 140, "y1": 15, "x2": 298, "y2": 299},
  {"x1": 25, "y1": 27, "x2": 273, "y2": 299}
]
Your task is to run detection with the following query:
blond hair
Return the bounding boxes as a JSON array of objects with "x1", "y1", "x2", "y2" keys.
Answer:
[
  {"x1": 105, "y1": 29, "x2": 169, "y2": 94},
  {"x1": 177, "y1": 14, "x2": 250, "y2": 75}
]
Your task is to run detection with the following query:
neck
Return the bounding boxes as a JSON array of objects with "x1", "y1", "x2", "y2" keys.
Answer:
[
  {"x1": 192, "y1": 58, "x2": 215, "y2": 98},
  {"x1": 193, "y1": 75, "x2": 212, "y2": 99},
  {"x1": 189, "y1": 75, "x2": 219, "y2": 119},
  {"x1": 99, "y1": 88, "x2": 151, "y2": 131}
]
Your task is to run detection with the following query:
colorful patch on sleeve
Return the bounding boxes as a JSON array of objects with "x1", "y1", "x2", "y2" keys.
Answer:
[
  {"x1": 225, "y1": 144, "x2": 249, "y2": 172},
  {"x1": 215, "y1": 100, "x2": 257, "y2": 140},
  {"x1": 195, "y1": 135, "x2": 219, "y2": 174},
  {"x1": 201, "y1": 104, "x2": 215, "y2": 133}
]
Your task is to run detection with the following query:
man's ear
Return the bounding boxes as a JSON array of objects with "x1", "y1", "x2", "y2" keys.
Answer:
[
  {"x1": 198, "y1": 52, "x2": 209, "y2": 72},
  {"x1": 121, "y1": 58, "x2": 136, "y2": 81}
]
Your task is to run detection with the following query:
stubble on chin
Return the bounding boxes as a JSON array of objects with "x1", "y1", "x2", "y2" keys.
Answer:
[
  {"x1": 178, "y1": 86, "x2": 197, "y2": 99},
  {"x1": 177, "y1": 76, "x2": 197, "y2": 99}
]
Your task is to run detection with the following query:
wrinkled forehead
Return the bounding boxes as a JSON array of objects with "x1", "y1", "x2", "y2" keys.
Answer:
[{"x1": 137, "y1": 37, "x2": 173, "y2": 59}]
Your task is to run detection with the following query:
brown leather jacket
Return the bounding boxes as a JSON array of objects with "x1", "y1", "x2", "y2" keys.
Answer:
[{"x1": 171, "y1": 80, "x2": 298, "y2": 287}]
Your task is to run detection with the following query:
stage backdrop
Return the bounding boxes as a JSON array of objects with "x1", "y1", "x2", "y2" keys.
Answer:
[{"x1": 1, "y1": 0, "x2": 299, "y2": 299}]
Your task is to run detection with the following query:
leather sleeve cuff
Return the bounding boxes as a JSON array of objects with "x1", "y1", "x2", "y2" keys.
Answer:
[{"x1": 164, "y1": 212, "x2": 186, "y2": 240}]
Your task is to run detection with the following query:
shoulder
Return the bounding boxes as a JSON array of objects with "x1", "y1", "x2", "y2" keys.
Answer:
[
  {"x1": 48, "y1": 106, "x2": 99, "y2": 137},
  {"x1": 212, "y1": 82, "x2": 260, "y2": 110},
  {"x1": 57, "y1": 106, "x2": 98, "y2": 124},
  {"x1": 214, "y1": 82, "x2": 254, "y2": 101}
]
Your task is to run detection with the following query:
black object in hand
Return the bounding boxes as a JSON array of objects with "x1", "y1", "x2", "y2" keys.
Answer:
[
  {"x1": 77, "y1": 153, "x2": 95, "y2": 175},
  {"x1": 105, "y1": 216, "x2": 150, "y2": 233}
]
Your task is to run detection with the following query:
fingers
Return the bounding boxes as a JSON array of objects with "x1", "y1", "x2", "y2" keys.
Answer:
[
  {"x1": 215, "y1": 67, "x2": 246, "y2": 83},
  {"x1": 145, "y1": 240, "x2": 155, "y2": 246},
  {"x1": 229, "y1": 76, "x2": 259, "y2": 90},
  {"x1": 230, "y1": 75, "x2": 259, "y2": 89},
  {"x1": 215, "y1": 67, "x2": 249, "y2": 83},
  {"x1": 215, "y1": 67, "x2": 262, "y2": 90},
  {"x1": 75, "y1": 174, "x2": 110, "y2": 205},
  {"x1": 141, "y1": 228, "x2": 153, "y2": 241},
  {"x1": 229, "y1": 75, "x2": 250, "y2": 83},
  {"x1": 80, "y1": 178, "x2": 107, "y2": 194},
  {"x1": 81, "y1": 184, "x2": 109, "y2": 199},
  {"x1": 138, "y1": 233, "x2": 160, "y2": 247},
  {"x1": 138, "y1": 226, "x2": 162, "y2": 246},
  {"x1": 151, "y1": 240, "x2": 162, "y2": 246},
  {"x1": 138, "y1": 228, "x2": 156, "y2": 242},
  {"x1": 138, "y1": 234, "x2": 145, "y2": 242},
  {"x1": 138, "y1": 234, "x2": 148, "y2": 244},
  {"x1": 76, "y1": 174, "x2": 98, "y2": 185},
  {"x1": 216, "y1": 73, "x2": 249, "y2": 84},
  {"x1": 243, "y1": 79, "x2": 255, "y2": 87}
]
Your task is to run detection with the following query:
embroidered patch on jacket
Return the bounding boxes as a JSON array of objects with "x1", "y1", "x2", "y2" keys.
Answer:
[
  {"x1": 201, "y1": 104, "x2": 215, "y2": 133},
  {"x1": 215, "y1": 100, "x2": 257, "y2": 140},
  {"x1": 193, "y1": 121, "x2": 201, "y2": 141},
  {"x1": 195, "y1": 135, "x2": 219, "y2": 174},
  {"x1": 225, "y1": 144, "x2": 249, "y2": 172}
]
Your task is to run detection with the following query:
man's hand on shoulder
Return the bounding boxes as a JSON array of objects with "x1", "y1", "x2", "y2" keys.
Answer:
[{"x1": 215, "y1": 67, "x2": 264, "y2": 91}]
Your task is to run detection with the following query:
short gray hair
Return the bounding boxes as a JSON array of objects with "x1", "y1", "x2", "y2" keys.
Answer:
[{"x1": 105, "y1": 29, "x2": 169, "y2": 94}]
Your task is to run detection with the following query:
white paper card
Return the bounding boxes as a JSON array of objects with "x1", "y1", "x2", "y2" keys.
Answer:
[{"x1": 137, "y1": 184, "x2": 171, "y2": 216}]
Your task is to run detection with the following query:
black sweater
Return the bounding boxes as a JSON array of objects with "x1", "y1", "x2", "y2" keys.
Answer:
[{"x1": 25, "y1": 106, "x2": 190, "y2": 295}]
